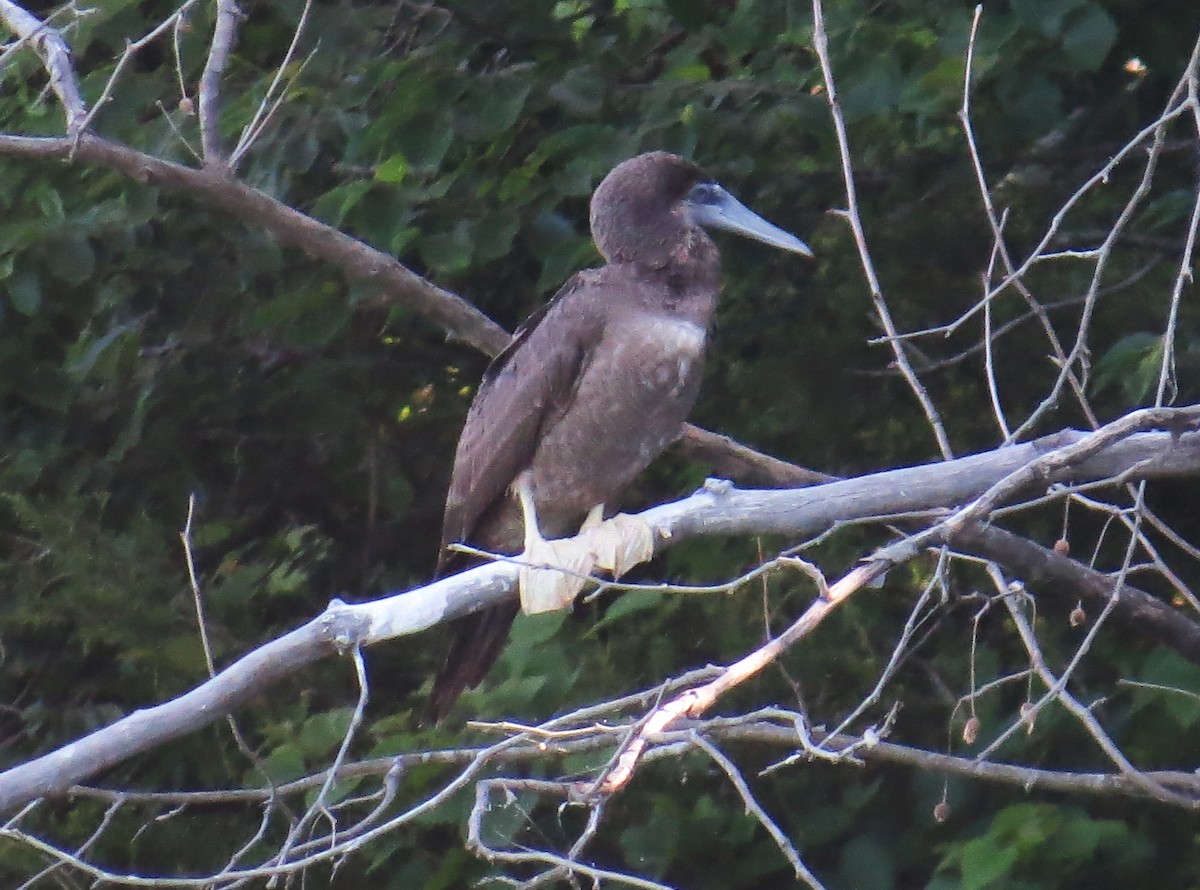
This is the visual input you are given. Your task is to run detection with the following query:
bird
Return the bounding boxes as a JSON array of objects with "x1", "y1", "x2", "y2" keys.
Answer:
[{"x1": 428, "y1": 151, "x2": 812, "y2": 720}]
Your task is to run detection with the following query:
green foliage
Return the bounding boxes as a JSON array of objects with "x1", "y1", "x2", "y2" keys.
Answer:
[
  {"x1": 1125, "y1": 647, "x2": 1200, "y2": 738},
  {"x1": 936, "y1": 803, "x2": 1150, "y2": 890},
  {"x1": 4, "y1": 0, "x2": 1200, "y2": 886}
]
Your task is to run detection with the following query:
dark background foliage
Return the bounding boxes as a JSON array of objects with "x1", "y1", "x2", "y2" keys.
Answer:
[{"x1": 3, "y1": 0, "x2": 1200, "y2": 886}]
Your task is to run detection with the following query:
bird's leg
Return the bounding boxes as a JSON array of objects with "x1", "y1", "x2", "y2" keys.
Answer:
[
  {"x1": 580, "y1": 503, "x2": 605, "y2": 532},
  {"x1": 514, "y1": 471, "x2": 547, "y2": 552},
  {"x1": 512, "y1": 479, "x2": 652, "y2": 613},
  {"x1": 513, "y1": 473, "x2": 593, "y2": 615}
]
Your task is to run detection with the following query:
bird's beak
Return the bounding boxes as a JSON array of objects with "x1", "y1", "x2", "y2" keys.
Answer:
[{"x1": 685, "y1": 183, "x2": 814, "y2": 257}]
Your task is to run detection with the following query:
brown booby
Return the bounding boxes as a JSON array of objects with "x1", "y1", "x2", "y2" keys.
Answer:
[{"x1": 429, "y1": 151, "x2": 812, "y2": 720}]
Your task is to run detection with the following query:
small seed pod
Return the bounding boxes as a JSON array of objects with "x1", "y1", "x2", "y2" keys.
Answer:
[
  {"x1": 933, "y1": 800, "x2": 951, "y2": 823},
  {"x1": 1053, "y1": 538, "x2": 1070, "y2": 556},
  {"x1": 1020, "y1": 701, "x2": 1037, "y2": 734},
  {"x1": 962, "y1": 715, "x2": 981, "y2": 745},
  {"x1": 1069, "y1": 602, "x2": 1087, "y2": 627}
]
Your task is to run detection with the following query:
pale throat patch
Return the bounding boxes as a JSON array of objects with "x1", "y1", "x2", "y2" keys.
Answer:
[
  {"x1": 636, "y1": 317, "x2": 706, "y2": 398},
  {"x1": 643, "y1": 317, "x2": 706, "y2": 355}
]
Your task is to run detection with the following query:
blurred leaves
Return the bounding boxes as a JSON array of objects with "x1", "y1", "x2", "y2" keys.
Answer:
[
  {"x1": 2, "y1": 0, "x2": 1200, "y2": 886},
  {"x1": 937, "y1": 804, "x2": 1147, "y2": 890},
  {"x1": 1094, "y1": 332, "x2": 1164, "y2": 404}
]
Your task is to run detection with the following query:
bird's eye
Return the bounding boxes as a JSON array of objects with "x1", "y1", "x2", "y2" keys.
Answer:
[{"x1": 686, "y1": 182, "x2": 721, "y2": 205}]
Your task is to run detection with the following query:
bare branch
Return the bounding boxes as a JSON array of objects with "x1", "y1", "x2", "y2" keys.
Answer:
[
  {"x1": 198, "y1": 0, "x2": 240, "y2": 166},
  {"x1": 691, "y1": 732, "x2": 826, "y2": 889},
  {"x1": 77, "y1": 0, "x2": 207, "y2": 137},
  {"x1": 0, "y1": 133, "x2": 510, "y2": 356},
  {"x1": 228, "y1": 0, "x2": 314, "y2": 169},
  {"x1": 675, "y1": 425, "x2": 835, "y2": 487},
  {"x1": 3, "y1": 416, "x2": 1200, "y2": 814},
  {"x1": 0, "y1": 0, "x2": 87, "y2": 134},
  {"x1": 951, "y1": 524, "x2": 1200, "y2": 663},
  {"x1": 600, "y1": 407, "x2": 1200, "y2": 791},
  {"x1": 811, "y1": 0, "x2": 953, "y2": 459},
  {"x1": 991, "y1": 570, "x2": 1194, "y2": 808}
]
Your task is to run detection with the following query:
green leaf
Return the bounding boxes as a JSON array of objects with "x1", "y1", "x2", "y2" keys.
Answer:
[
  {"x1": 391, "y1": 111, "x2": 455, "y2": 173},
  {"x1": 66, "y1": 319, "x2": 141, "y2": 381},
  {"x1": 549, "y1": 67, "x2": 606, "y2": 117},
  {"x1": 618, "y1": 799, "x2": 682, "y2": 878},
  {"x1": 476, "y1": 788, "x2": 540, "y2": 848},
  {"x1": 1093, "y1": 333, "x2": 1163, "y2": 405},
  {"x1": 31, "y1": 182, "x2": 64, "y2": 221},
  {"x1": 841, "y1": 58, "x2": 903, "y2": 120},
  {"x1": 419, "y1": 223, "x2": 474, "y2": 273},
  {"x1": 8, "y1": 266, "x2": 41, "y2": 315},
  {"x1": 1010, "y1": 0, "x2": 1085, "y2": 37},
  {"x1": 667, "y1": 63, "x2": 712, "y2": 83},
  {"x1": 298, "y1": 708, "x2": 355, "y2": 758},
  {"x1": 312, "y1": 180, "x2": 373, "y2": 227},
  {"x1": 470, "y1": 210, "x2": 520, "y2": 263},
  {"x1": 250, "y1": 744, "x2": 306, "y2": 785},
  {"x1": 665, "y1": 0, "x2": 710, "y2": 30},
  {"x1": 45, "y1": 233, "x2": 95, "y2": 285},
  {"x1": 1133, "y1": 648, "x2": 1200, "y2": 729},
  {"x1": 959, "y1": 837, "x2": 1020, "y2": 890},
  {"x1": 591, "y1": 589, "x2": 663, "y2": 630},
  {"x1": 1138, "y1": 189, "x2": 1195, "y2": 233},
  {"x1": 1007, "y1": 75, "x2": 1064, "y2": 133},
  {"x1": 456, "y1": 81, "x2": 530, "y2": 140},
  {"x1": 390, "y1": 225, "x2": 420, "y2": 255},
  {"x1": 1062, "y1": 4, "x2": 1117, "y2": 72},
  {"x1": 509, "y1": 611, "x2": 567, "y2": 648},
  {"x1": 836, "y1": 834, "x2": 896, "y2": 890},
  {"x1": 375, "y1": 153, "x2": 410, "y2": 184},
  {"x1": 12, "y1": 365, "x2": 73, "y2": 411}
]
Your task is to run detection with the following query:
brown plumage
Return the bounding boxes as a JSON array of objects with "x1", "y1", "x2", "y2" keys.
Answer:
[{"x1": 429, "y1": 152, "x2": 811, "y2": 720}]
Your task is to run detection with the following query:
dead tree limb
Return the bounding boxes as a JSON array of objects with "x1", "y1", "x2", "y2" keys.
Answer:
[{"x1": 2, "y1": 417, "x2": 1200, "y2": 814}]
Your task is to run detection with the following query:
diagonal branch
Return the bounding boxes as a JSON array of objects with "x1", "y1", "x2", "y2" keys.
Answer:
[
  {"x1": 198, "y1": 0, "x2": 240, "y2": 166},
  {"x1": 0, "y1": 133, "x2": 509, "y2": 355},
  {"x1": 952, "y1": 523, "x2": 1200, "y2": 662},
  {"x1": 0, "y1": 0, "x2": 87, "y2": 134},
  {"x1": 0, "y1": 131, "x2": 803, "y2": 464},
  {"x1": 811, "y1": 0, "x2": 953, "y2": 459},
  {"x1": 228, "y1": 0, "x2": 313, "y2": 170},
  {"x1": 3, "y1": 416, "x2": 1199, "y2": 814},
  {"x1": 598, "y1": 407, "x2": 1200, "y2": 792}
]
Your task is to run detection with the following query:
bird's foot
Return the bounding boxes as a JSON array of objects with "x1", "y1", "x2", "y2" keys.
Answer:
[
  {"x1": 514, "y1": 477, "x2": 654, "y2": 615},
  {"x1": 520, "y1": 534, "x2": 595, "y2": 615},
  {"x1": 581, "y1": 512, "x2": 654, "y2": 579}
]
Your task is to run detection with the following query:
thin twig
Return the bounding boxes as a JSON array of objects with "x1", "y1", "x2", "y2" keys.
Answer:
[
  {"x1": 229, "y1": 0, "x2": 314, "y2": 169},
  {"x1": 811, "y1": 0, "x2": 953, "y2": 458},
  {"x1": 691, "y1": 732, "x2": 826, "y2": 889},
  {"x1": 198, "y1": 0, "x2": 240, "y2": 166}
]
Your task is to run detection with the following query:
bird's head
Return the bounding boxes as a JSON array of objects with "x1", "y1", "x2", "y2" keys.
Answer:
[{"x1": 589, "y1": 151, "x2": 812, "y2": 268}]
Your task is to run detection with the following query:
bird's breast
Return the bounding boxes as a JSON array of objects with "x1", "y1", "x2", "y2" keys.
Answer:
[
  {"x1": 641, "y1": 316, "x2": 707, "y2": 354},
  {"x1": 523, "y1": 313, "x2": 709, "y2": 533},
  {"x1": 618, "y1": 316, "x2": 706, "y2": 396},
  {"x1": 598, "y1": 313, "x2": 707, "y2": 401}
]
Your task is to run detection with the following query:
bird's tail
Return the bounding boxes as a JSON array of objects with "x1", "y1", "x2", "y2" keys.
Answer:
[{"x1": 426, "y1": 601, "x2": 519, "y2": 723}]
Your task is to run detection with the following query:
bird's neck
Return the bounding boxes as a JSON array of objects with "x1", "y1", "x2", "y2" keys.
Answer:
[{"x1": 618, "y1": 250, "x2": 720, "y2": 326}]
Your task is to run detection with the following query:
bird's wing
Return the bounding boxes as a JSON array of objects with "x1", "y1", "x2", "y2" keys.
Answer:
[
  {"x1": 437, "y1": 271, "x2": 603, "y2": 571},
  {"x1": 430, "y1": 272, "x2": 608, "y2": 720}
]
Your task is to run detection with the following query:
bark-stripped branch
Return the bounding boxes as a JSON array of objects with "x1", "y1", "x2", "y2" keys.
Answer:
[
  {"x1": 3, "y1": 415, "x2": 1200, "y2": 815},
  {"x1": 197, "y1": 0, "x2": 239, "y2": 165},
  {"x1": 0, "y1": 0, "x2": 87, "y2": 134},
  {"x1": 598, "y1": 406, "x2": 1200, "y2": 792}
]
